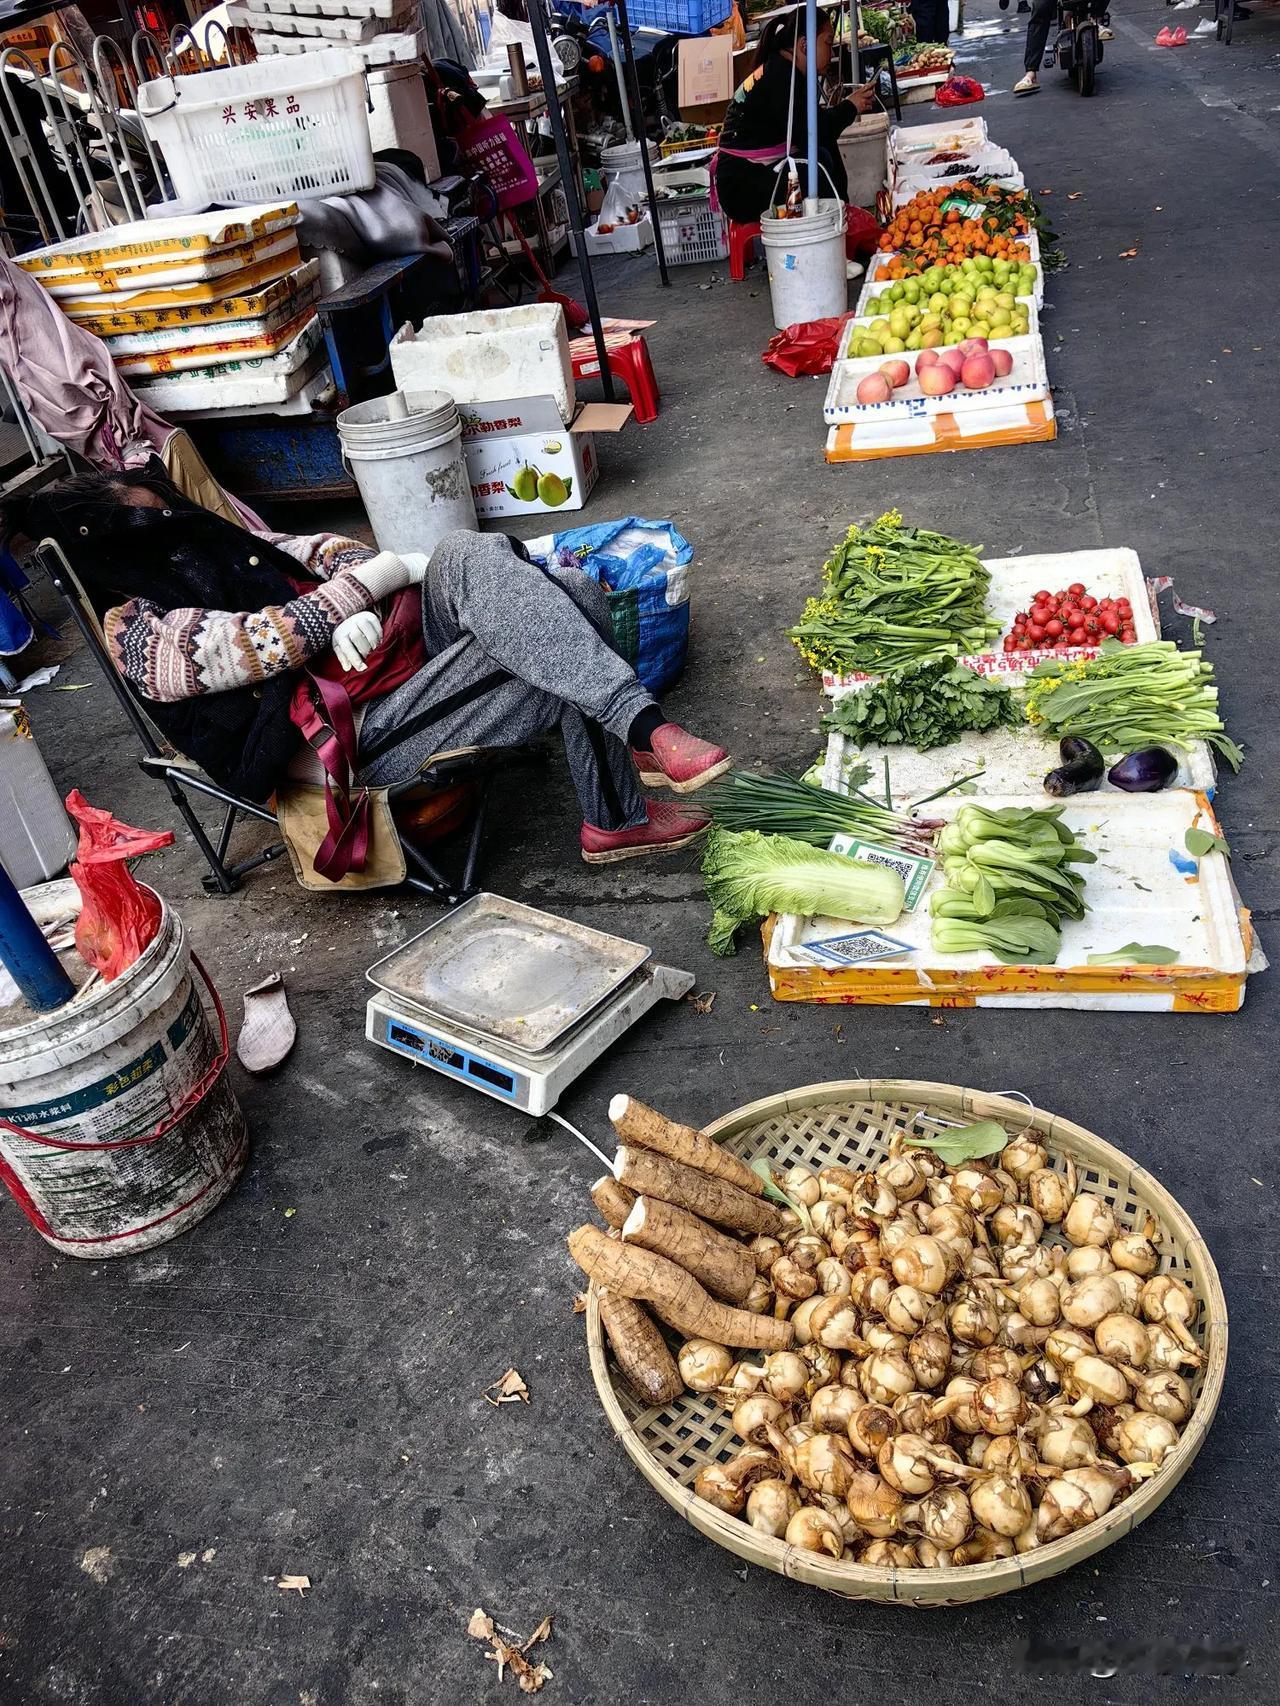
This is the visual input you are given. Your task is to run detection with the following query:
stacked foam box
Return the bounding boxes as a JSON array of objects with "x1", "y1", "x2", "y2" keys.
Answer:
[
  {"x1": 16, "y1": 206, "x2": 331, "y2": 417},
  {"x1": 824, "y1": 118, "x2": 1055, "y2": 462},
  {"x1": 227, "y1": 0, "x2": 424, "y2": 69}
]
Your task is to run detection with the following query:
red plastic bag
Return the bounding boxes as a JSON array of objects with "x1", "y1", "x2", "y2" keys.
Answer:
[
  {"x1": 844, "y1": 204, "x2": 882, "y2": 259},
  {"x1": 935, "y1": 76, "x2": 985, "y2": 106},
  {"x1": 762, "y1": 314, "x2": 853, "y2": 378},
  {"x1": 66, "y1": 791, "x2": 174, "y2": 982}
]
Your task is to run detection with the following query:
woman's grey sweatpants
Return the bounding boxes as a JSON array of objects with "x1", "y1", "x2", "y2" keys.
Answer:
[{"x1": 356, "y1": 531, "x2": 654, "y2": 831}]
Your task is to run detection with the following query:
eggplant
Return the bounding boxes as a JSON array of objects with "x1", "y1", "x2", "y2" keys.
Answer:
[
  {"x1": 1043, "y1": 736, "x2": 1105, "y2": 797},
  {"x1": 1108, "y1": 747, "x2": 1178, "y2": 793}
]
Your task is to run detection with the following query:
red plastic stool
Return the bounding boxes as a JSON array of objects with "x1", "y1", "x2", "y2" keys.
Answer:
[
  {"x1": 728, "y1": 219, "x2": 762, "y2": 282},
  {"x1": 570, "y1": 332, "x2": 661, "y2": 424}
]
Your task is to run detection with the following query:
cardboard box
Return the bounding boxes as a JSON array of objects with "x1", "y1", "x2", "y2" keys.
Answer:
[
  {"x1": 458, "y1": 394, "x2": 631, "y2": 519},
  {"x1": 678, "y1": 35, "x2": 733, "y2": 109},
  {"x1": 679, "y1": 45, "x2": 754, "y2": 126}
]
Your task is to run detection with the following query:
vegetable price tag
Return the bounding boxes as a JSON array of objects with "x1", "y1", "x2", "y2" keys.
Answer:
[
  {"x1": 801, "y1": 928, "x2": 915, "y2": 966},
  {"x1": 938, "y1": 196, "x2": 988, "y2": 221},
  {"x1": 828, "y1": 834, "x2": 935, "y2": 912}
]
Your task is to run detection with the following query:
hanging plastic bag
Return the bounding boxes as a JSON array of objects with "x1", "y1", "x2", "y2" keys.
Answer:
[
  {"x1": 762, "y1": 314, "x2": 853, "y2": 378},
  {"x1": 935, "y1": 76, "x2": 985, "y2": 107},
  {"x1": 529, "y1": 519, "x2": 695, "y2": 695},
  {"x1": 66, "y1": 790, "x2": 174, "y2": 982}
]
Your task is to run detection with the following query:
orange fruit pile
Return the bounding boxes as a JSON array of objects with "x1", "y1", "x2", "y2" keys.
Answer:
[{"x1": 877, "y1": 185, "x2": 1032, "y2": 277}]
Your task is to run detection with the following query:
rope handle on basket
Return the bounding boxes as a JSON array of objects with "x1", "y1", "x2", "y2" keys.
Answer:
[{"x1": 0, "y1": 953, "x2": 231, "y2": 1154}]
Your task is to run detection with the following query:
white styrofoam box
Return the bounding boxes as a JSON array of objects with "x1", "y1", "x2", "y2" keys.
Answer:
[
  {"x1": 131, "y1": 342, "x2": 327, "y2": 411},
  {"x1": 893, "y1": 168, "x2": 1025, "y2": 207},
  {"x1": 889, "y1": 118, "x2": 988, "y2": 161},
  {"x1": 823, "y1": 334, "x2": 1046, "y2": 426},
  {"x1": 367, "y1": 61, "x2": 439, "y2": 176},
  {"x1": 0, "y1": 711, "x2": 75, "y2": 889},
  {"x1": 821, "y1": 718, "x2": 1216, "y2": 804},
  {"x1": 16, "y1": 205, "x2": 298, "y2": 276},
  {"x1": 819, "y1": 548, "x2": 1160, "y2": 691},
  {"x1": 855, "y1": 267, "x2": 1040, "y2": 322},
  {"x1": 41, "y1": 234, "x2": 299, "y2": 298},
  {"x1": 898, "y1": 74, "x2": 949, "y2": 105},
  {"x1": 161, "y1": 361, "x2": 334, "y2": 419},
  {"x1": 861, "y1": 247, "x2": 1044, "y2": 312},
  {"x1": 253, "y1": 28, "x2": 425, "y2": 63},
  {"x1": 840, "y1": 298, "x2": 1040, "y2": 359},
  {"x1": 390, "y1": 304, "x2": 575, "y2": 425},
  {"x1": 768, "y1": 791, "x2": 1247, "y2": 998},
  {"x1": 254, "y1": 0, "x2": 409, "y2": 13},
  {"x1": 574, "y1": 214, "x2": 654, "y2": 257},
  {"x1": 226, "y1": 5, "x2": 413, "y2": 40}
]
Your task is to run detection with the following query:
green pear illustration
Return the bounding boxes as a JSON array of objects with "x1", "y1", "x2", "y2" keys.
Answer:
[
  {"x1": 536, "y1": 471, "x2": 572, "y2": 507},
  {"x1": 507, "y1": 463, "x2": 540, "y2": 503}
]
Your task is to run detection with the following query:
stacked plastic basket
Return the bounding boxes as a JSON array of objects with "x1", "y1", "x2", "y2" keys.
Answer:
[{"x1": 824, "y1": 117, "x2": 1055, "y2": 463}]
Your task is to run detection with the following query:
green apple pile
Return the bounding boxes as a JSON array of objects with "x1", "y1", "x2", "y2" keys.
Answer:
[{"x1": 849, "y1": 258, "x2": 1037, "y2": 358}]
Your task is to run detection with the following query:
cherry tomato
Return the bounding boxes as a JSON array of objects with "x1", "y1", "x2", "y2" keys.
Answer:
[
  {"x1": 1100, "y1": 611, "x2": 1119, "y2": 634},
  {"x1": 1068, "y1": 582, "x2": 1085, "y2": 597},
  {"x1": 1062, "y1": 607, "x2": 1082, "y2": 628},
  {"x1": 1044, "y1": 618, "x2": 1064, "y2": 638},
  {"x1": 1116, "y1": 599, "x2": 1133, "y2": 618},
  {"x1": 1003, "y1": 635, "x2": 1016, "y2": 652},
  {"x1": 1081, "y1": 595, "x2": 1097, "y2": 612},
  {"x1": 1121, "y1": 626, "x2": 1137, "y2": 644},
  {"x1": 1028, "y1": 623, "x2": 1045, "y2": 643},
  {"x1": 1069, "y1": 627, "x2": 1086, "y2": 646},
  {"x1": 1033, "y1": 590, "x2": 1051, "y2": 604},
  {"x1": 1085, "y1": 618, "x2": 1100, "y2": 635}
]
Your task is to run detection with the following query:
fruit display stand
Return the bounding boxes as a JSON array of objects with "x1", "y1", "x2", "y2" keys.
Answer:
[
  {"x1": 818, "y1": 548, "x2": 1161, "y2": 691},
  {"x1": 763, "y1": 792, "x2": 1255, "y2": 1012}
]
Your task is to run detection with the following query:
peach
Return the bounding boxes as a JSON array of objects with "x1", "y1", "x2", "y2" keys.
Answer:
[
  {"x1": 918, "y1": 362, "x2": 957, "y2": 397},
  {"x1": 961, "y1": 353, "x2": 997, "y2": 390},
  {"x1": 990, "y1": 348, "x2": 1014, "y2": 378},
  {"x1": 856, "y1": 373, "x2": 893, "y2": 405},
  {"x1": 879, "y1": 360, "x2": 911, "y2": 389}
]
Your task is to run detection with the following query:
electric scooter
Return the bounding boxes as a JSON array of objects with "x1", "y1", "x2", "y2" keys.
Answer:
[{"x1": 1046, "y1": 0, "x2": 1110, "y2": 96}]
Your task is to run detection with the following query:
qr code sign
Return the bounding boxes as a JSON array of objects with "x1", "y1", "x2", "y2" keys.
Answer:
[{"x1": 856, "y1": 848, "x2": 914, "y2": 884}]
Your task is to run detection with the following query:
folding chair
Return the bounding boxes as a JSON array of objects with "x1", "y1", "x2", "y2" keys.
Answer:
[{"x1": 34, "y1": 539, "x2": 523, "y2": 906}]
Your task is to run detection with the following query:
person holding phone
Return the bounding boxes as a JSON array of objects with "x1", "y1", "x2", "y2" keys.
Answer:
[{"x1": 712, "y1": 7, "x2": 877, "y2": 225}]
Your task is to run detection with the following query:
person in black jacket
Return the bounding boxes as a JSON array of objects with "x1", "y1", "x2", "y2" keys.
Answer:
[{"x1": 713, "y1": 8, "x2": 877, "y2": 225}]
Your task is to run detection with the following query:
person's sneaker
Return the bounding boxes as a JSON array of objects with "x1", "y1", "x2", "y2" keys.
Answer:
[
  {"x1": 1014, "y1": 72, "x2": 1040, "y2": 95},
  {"x1": 630, "y1": 723, "x2": 731, "y2": 794},
  {"x1": 580, "y1": 799, "x2": 709, "y2": 864},
  {"x1": 1099, "y1": 24, "x2": 1113, "y2": 37}
]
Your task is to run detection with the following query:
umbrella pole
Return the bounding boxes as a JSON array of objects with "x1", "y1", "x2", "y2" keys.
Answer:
[{"x1": 805, "y1": 0, "x2": 819, "y2": 213}]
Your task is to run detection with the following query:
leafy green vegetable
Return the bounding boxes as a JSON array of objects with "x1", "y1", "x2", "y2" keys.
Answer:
[
  {"x1": 751, "y1": 1158, "x2": 813, "y2": 1230},
  {"x1": 1184, "y1": 826, "x2": 1229, "y2": 858},
  {"x1": 1024, "y1": 640, "x2": 1242, "y2": 770},
  {"x1": 929, "y1": 802, "x2": 1094, "y2": 964},
  {"x1": 823, "y1": 658, "x2": 1022, "y2": 752},
  {"x1": 931, "y1": 915, "x2": 1063, "y2": 964},
  {"x1": 904, "y1": 1120, "x2": 1009, "y2": 1164},
  {"x1": 702, "y1": 769, "x2": 934, "y2": 854},
  {"x1": 787, "y1": 510, "x2": 1000, "y2": 676},
  {"x1": 1087, "y1": 944, "x2": 1182, "y2": 965},
  {"x1": 701, "y1": 828, "x2": 906, "y2": 957}
]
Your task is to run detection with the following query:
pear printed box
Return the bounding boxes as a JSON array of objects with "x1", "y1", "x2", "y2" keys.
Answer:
[{"x1": 459, "y1": 394, "x2": 600, "y2": 519}]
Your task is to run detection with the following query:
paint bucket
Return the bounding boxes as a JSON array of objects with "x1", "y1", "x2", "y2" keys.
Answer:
[
  {"x1": 0, "y1": 884, "x2": 247, "y2": 1258},
  {"x1": 336, "y1": 388, "x2": 477, "y2": 556},
  {"x1": 760, "y1": 199, "x2": 848, "y2": 330}
]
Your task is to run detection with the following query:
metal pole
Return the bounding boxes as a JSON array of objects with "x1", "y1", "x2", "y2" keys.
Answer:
[
  {"x1": 0, "y1": 860, "x2": 75, "y2": 1013},
  {"x1": 805, "y1": 0, "x2": 819, "y2": 212},
  {"x1": 603, "y1": 8, "x2": 633, "y2": 142},
  {"x1": 611, "y1": 0, "x2": 669, "y2": 287},
  {"x1": 524, "y1": 3, "x2": 616, "y2": 399}
]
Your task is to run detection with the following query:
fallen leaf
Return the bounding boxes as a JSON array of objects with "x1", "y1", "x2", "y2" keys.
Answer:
[
  {"x1": 572, "y1": 1292, "x2": 588, "y2": 1314},
  {"x1": 1066, "y1": 192, "x2": 1083, "y2": 201},
  {"x1": 484, "y1": 1367, "x2": 530, "y2": 1406},
  {"x1": 283, "y1": 1208, "x2": 297, "y2": 1219},
  {"x1": 832, "y1": 1023, "x2": 845, "y2": 1044},
  {"x1": 519, "y1": 1662, "x2": 554, "y2": 1693},
  {"x1": 79, "y1": 1547, "x2": 114, "y2": 1585},
  {"x1": 468, "y1": 1608, "x2": 495, "y2": 1640},
  {"x1": 931, "y1": 1015, "x2": 946, "y2": 1027},
  {"x1": 176, "y1": 1552, "x2": 197, "y2": 1570},
  {"x1": 688, "y1": 990, "x2": 717, "y2": 1015},
  {"x1": 1119, "y1": 249, "x2": 1138, "y2": 259},
  {"x1": 277, "y1": 1574, "x2": 310, "y2": 1595},
  {"x1": 524, "y1": 1615, "x2": 553, "y2": 1648}
]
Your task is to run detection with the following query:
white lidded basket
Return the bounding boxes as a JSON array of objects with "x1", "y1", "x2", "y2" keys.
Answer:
[{"x1": 137, "y1": 48, "x2": 374, "y2": 206}]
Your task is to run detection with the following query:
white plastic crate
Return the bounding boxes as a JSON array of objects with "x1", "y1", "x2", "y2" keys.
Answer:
[
  {"x1": 136, "y1": 49, "x2": 374, "y2": 205},
  {"x1": 823, "y1": 333, "x2": 1048, "y2": 425},
  {"x1": 655, "y1": 197, "x2": 728, "y2": 266}
]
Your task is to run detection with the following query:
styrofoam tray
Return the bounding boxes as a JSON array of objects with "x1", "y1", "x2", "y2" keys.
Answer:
[
  {"x1": 819, "y1": 548, "x2": 1160, "y2": 691},
  {"x1": 841, "y1": 298, "x2": 1039, "y2": 357},
  {"x1": 252, "y1": 26, "x2": 423, "y2": 62},
  {"x1": 227, "y1": 4, "x2": 412, "y2": 39},
  {"x1": 900, "y1": 75, "x2": 949, "y2": 105},
  {"x1": 110, "y1": 309, "x2": 317, "y2": 374},
  {"x1": 252, "y1": 0, "x2": 408, "y2": 14},
  {"x1": 766, "y1": 791, "x2": 1250, "y2": 1009},
  {"x1": 823, "y1": 334, "x2": 1046, "y2": 425},
  {"x1": 131, "y1": 322, "x2": 324, "y2": 404},
  {"x1": 40, "y1": 234, "x2": 298, "y2": 296},
  {"x1": 821, "y1": 718, "x2": 1217, "y2": 802},
  {"x1": 893, "y1": 170, "x2": 1025, "y2": 207},
  {"x1": 855, "y1": 270, "x2": 1040, "y2": 322},
  {"x1": 824, "y1": 396, "x2": 1056, "y2": 463},
  {"x1": 159, "y1": 360, "x2": 334, "y2": 419},
  {"x1": 890, "y1": 118, "x2": 988, "y2": 158},
  {"x1": 861, "y1": 229, "x2": 1044, "y2": 310},
  {"x1": 14, "y1": 205, "x2": 298, "y2": 275}
]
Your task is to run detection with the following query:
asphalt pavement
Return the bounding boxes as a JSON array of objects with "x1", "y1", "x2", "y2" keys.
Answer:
[{"x1": 2, "y1": 7, "x2": 1279, "y2": 1703}]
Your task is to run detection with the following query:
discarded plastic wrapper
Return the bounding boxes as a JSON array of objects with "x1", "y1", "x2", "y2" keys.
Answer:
[
  {"x1": 1148, "y1": 576, "x2": 1216, "y2": 626},
  {"x1": 66, "y1": 790, "x2": 174, "y2": 982}
]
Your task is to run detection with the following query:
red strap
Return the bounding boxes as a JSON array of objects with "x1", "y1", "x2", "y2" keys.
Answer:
[{"x1": 303, "y1": 671, "x2": 375, "y2": 882}]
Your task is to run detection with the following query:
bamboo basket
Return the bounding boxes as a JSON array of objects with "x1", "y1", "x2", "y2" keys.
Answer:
[{"x1": 584, "y1": 1080, "x2": 1227, "y2": 1606}]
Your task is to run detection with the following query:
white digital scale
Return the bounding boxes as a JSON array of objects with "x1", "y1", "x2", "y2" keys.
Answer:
[{"x1": 365, "y1": 893, "x2": 694, "y2": 1115}]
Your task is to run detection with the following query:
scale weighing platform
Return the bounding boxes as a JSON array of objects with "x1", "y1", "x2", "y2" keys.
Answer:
[{"x1": 365, "y1": 894, "x2": 694, "y2": 1114}]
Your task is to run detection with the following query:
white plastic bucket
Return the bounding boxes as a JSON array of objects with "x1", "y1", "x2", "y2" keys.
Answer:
[
  {"x1": 337, "y1": 388, "x2": 478, "y2": 555},
  {"x1": 760, "y1": 199, "x2": 848, "y2": 330},
  {"x1": 601, "y1": 139, "x2": 659, "y2": 200},
  {"x1": 0, "y1": 887, "x2": 247, "y2": 1258}
]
